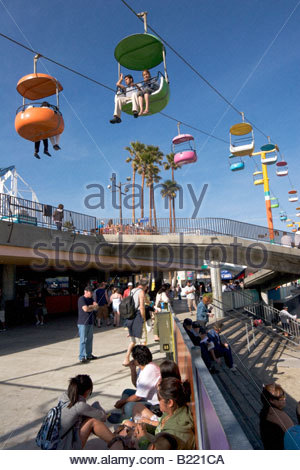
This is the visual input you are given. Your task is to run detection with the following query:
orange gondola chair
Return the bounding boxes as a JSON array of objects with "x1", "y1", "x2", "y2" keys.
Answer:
[{"x1": 15, "y1": 54, "x2": 64, "y2": 156}]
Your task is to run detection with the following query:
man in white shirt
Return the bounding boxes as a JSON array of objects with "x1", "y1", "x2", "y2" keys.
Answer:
[
  {"x1": 110, "y1": 73, "x2": 140, "y2": 123},
  {"x1": 279, "y1": 306, "x2": 297, "y2": 336},
  {"x1": 183, "y1": 280, "x2": 197, "y2": 316},
  {"x1": 111, "y1": 345, "x2": 160, "y2": 421}
]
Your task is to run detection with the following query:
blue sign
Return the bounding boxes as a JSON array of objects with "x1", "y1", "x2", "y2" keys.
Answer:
[{"x1": 221, "y1": 270, "x2": 233, "y2": 280}]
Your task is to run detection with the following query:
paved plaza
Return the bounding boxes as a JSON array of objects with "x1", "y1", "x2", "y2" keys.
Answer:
[{"x1": 0, "y1": 314, "x2": 165, "y2": 450}]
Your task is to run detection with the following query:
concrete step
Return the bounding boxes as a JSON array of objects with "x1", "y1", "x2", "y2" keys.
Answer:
[
  {"x1": 238, "y1": 334, "x2": 273, "y2": 366},
  {"x1": 227, "y1": 328, "x2": 265, "y2": 357},
  {"x1": 212, "y1": 367, "x2": 263, "y2": 449}
]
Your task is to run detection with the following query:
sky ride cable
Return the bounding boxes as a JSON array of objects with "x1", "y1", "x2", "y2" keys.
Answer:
[
  {"x1": 0, "y1": 31, "x2": 116, "y2": 93},
  {"x1": 0, "y1": 31, "x2": 230, "y2": 147},
  {"x1": 159, "y1": 112, "x2": 229, "y2": 144},
  {"x1": 120, "y1": 0, "x2": 270, "y2": 141}
]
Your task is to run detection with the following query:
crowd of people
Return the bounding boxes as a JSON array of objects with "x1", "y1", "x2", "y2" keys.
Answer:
[
  {"x1": 281, "y1": 230, "x2": 300, "y2": 248},
  {"x1": 40, "y1": 348, "x2": 195, "y2": 450},
  {"x1": 77, "y1": 280, "x2": 173, "y2": 366}
]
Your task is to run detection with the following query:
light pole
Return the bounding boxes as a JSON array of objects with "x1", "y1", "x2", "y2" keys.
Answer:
[{"x1": 107, "y1": 174, "x2": 131, "y2": 225}]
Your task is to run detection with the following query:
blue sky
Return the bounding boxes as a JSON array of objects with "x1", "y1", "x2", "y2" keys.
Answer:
[{"x1": 0, "y1": 0, "x2": 300, "y2": 228}]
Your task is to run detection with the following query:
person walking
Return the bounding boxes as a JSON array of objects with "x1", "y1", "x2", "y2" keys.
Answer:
[
  {"x1": 122, "y1": 279, "x2": 148, "y2": 367},
  {"x1": 182, "y1": 281, "x2": 196, "y2": 316},
  {"x1": 34, "y1": 291, "x2": 45, "y2": 326},
  {"x1": 77, "y1": 286, "x2": 99, "y2": 364},
  {"x1": 279, "y1": 305, "x2": 297, "y2": 337},
  {"x1": 53, "y1": 204, "x2": 64, "y2": 230},
  {"x1": 110, "y1": 287, "x2": 122, "y2": 327},
  {"x1": 196, "y1": 295, "x2": 213, "y2": 328}
]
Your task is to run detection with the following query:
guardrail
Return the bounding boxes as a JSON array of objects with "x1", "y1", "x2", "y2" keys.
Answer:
[
  {"x1": 245, "y1": 304, "x2": 300, "y2": 345},
  {"x1": 222, "y1": 289, "x2": 260, "y2": 311},
  {"x1": 0, "y1": 193, "x2": 96, "y2": 234},
  {"x1": 0, "y1": 192, "x2": 296, "y2": 245},
  {"x1": 172, "y1": 314, "x2": 252, "y2": 449}
]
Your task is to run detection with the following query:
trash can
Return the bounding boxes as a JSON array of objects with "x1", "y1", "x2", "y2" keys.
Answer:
[{"x1": 157, "y1": 311, "x2": 174, "y2": 359}]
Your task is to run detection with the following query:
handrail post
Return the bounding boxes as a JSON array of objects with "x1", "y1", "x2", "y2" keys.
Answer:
[
  {"x1": 245, "y1": 323, "x2": 250, "y2": 353},
  {"x1": 251, "y1": 318, "x2": 256, "y2": 346}
]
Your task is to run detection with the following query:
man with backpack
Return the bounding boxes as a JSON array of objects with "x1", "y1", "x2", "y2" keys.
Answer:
[{"x1": 121, "y1": 278, "x2": 148, "y2": 367}]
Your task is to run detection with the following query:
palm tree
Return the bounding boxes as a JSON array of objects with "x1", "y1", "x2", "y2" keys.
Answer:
[
  {"x1": 137, "y1": 145, "x2": 163, "y2": 219},
  {"x1": 160, "y1": 179, "x2": 181, "y2": 233},
  {"x1": 144, "y1": 145, "x2": 163, "y2": 227},
  {"x1": 146, "y1": 162, "x2": 161, "y2": 228},
  {"x1": 125, "y1": 141, "x2": 145, "y2": 223},
  {"x1": 163, "y1": 153, "x2": 181, "y2": 231}
]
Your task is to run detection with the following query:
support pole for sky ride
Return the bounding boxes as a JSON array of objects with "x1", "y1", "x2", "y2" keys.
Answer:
[
  {"x1": 261, "y1": 151, "x2": 274, "y2": 243},
  {"x1": 251, "y1": 149, "x2": 275, "y2": 243}
]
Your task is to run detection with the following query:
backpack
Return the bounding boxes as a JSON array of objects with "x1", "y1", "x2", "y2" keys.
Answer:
[
  {"x1": 36, "y1": 401, "x2": 65, "y2": 450},
  {"x1": 119, "y1": 289, "x2": 141, "y2": 320}
]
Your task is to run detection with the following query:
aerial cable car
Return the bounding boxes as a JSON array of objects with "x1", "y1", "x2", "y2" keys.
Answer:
[
  {"x1": 296, "y1": 206, "x2": 300, "y2": 217},
  {"x1": 280, "y1": 211, "x2": 287, "y2": 221},
  {"x1": 15, "y1": 54, "x2": 64, "y2": 143},
  {"x1": 270, "y1": 197, "x2": 279, "y2": 208},
  {"x1": 276, "y1": 160, "x2": 288, "y2": 177},
  {"x1": 253, "y1": 171, "x2": 263, "y2": 186},
  {"x1": 172, "y1": 122, "x2": 197, "y2": 167},
  {"x1": 114, "y1": 11, "x2": 170, "y2": 116},
  {"x1": 288, "y1": 189, "x2": 298, "y2": 202},
  {"x1": 260, "y1": 143, "x2": 278, "y2": 165},
  {"x1": 228, "y1": 154, "x2": 245, "y2": 171},
  {"x1": 229, "y1": 113, "x2": 254, "y2": 157}
]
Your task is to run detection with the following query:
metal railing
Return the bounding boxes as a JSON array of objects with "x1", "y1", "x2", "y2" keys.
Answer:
[
  {"x1": 95, "y1": 216, "x2": 293, "y2": 245},
  {"x1": 0, "y1": 192, "x2": 297, "y2": 245},
  {"x1": 245, "y1": 304, "x2": 300, "y2": 344},
  {"x1": 0, "y1": 193, "x2": 96, "y2": 233},
  {"x1": 222, "y1": 289, "x2": 260, "y2": 311}
]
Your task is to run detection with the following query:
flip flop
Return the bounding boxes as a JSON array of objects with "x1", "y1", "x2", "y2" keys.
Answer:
[{"x1": 122, "y1": 363, "x2": 130, "y2": 367}]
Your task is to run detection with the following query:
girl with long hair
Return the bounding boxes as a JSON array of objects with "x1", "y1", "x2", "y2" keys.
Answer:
[{"x1": 56, "y1": 375, "x2": 113, "y2": 449}]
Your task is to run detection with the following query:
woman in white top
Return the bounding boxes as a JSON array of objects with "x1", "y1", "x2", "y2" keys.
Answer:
[
  {"x1": 110, "y1": 288, "x2": 123, "y2": 327},
  {"x1": 153, "y1": 284, "x2": 170, "y2": 342}
]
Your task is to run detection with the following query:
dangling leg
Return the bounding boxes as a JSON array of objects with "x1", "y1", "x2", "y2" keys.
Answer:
[
  {"x1": 143, "y1": 93, "x2": 150, "y2": 114},
  {"x1": 138, "y1": 94, "x2": 144, "y2": 115},
  {"x1": 43, "y1": 139, "x2": 51, "y2": 157},
  {"x1": 34, "y1": 141, "x2": 41, "y2": 159},
  {"x1": 50, "y1": 135, "x2": 61, "y2": 151}
]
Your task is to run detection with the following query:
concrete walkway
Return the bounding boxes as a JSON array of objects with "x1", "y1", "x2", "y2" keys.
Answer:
[{"x1": 0, "y1": 314, "x2": 165, "y2": 450}]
